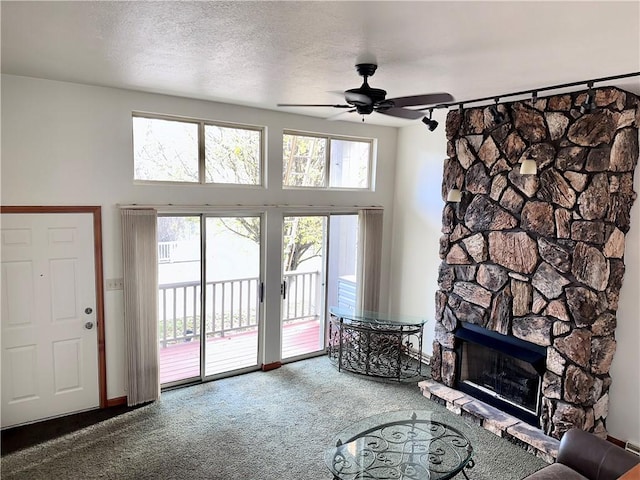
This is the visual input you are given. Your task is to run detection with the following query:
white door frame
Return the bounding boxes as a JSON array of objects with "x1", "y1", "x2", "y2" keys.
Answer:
[{"x1": 1, "y1": 205, "x2": 107, "y2": 410}]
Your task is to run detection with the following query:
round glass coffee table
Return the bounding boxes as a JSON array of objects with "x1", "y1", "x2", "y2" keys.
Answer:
[{"x1": 325, "y1": 410, "x2": 475, "y2": 480}]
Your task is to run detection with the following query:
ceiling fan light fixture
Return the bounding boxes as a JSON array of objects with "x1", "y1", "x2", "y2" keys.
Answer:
[{"x1": 356, "y1": 104, "x2": 375, "y2": 115}]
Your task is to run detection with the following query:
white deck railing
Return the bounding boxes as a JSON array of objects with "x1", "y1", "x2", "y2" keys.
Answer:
[
  {"x1": 158, "y1": 271, "x2": 320, "y2": 348},
  {"x1": 158, "y1": 241, "x2": 179, "y2": 263}
]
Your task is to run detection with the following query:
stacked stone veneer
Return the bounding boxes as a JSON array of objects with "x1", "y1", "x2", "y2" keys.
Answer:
[{"x1": 432, "y1": 87, "x2": 639, "y2": 440}]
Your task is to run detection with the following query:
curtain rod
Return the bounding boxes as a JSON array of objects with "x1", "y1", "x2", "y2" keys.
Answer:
[
  {"x1": 117, "y1": 203, "x2": 384, "y2": 211},
  {"x1": 420, "y1": 71, "x2": 640, "y2": 111}
]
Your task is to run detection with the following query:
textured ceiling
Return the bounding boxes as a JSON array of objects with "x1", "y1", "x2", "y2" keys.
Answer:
[{"x1": 2, "y1": 1, "x2": 639, "y2": 127}]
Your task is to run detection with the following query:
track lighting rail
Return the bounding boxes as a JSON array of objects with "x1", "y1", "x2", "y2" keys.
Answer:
[{"x1": 420, "y1": 71, "x2": 640, "y2": 111}]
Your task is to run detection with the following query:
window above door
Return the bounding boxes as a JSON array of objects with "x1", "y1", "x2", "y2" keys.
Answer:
[
  {"x1": 132, "y1": 113, "x2": 264, "y2": 186},
  {"x1": 283, "y1": 131, "x2": 375, "y2": 190}
]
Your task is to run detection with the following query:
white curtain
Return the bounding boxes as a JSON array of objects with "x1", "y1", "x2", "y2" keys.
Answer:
[
  {"x1": 356, "y1": 209, "x2": 383, "y2": 313},
  {"x1": 121, "y1": 208, "x2": 160, "y2": 406}
]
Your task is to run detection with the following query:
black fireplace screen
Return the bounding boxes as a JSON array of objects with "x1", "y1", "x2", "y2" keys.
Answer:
[
  {"x1": 454, "y1": 323, "x2": 546, "y2": 425},
  {"x1": 459, "y1": 341, "x2": 540, "y2": 414}
]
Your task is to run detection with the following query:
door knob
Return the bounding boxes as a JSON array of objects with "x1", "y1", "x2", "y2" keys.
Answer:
[
  {"x1": 84, "y1": 321, "x2": 94, "y2": 330},
  {"x1": 85, "y1": 307, "x2": 93, "y2": 314}
]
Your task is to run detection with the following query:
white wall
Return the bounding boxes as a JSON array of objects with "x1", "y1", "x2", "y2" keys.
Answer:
[
  {"x1": 607, "y1": 154, "x2": 640, "y2": 446},
  {"x1": 1, "y1": 74, "x2": 399, "y2": 399},
  {"x1": 389, "y1": 111, "x2": 448, "y2": 355},
  {"x1": 391, "y1": 113, "x2": 640, "y2": 445}
]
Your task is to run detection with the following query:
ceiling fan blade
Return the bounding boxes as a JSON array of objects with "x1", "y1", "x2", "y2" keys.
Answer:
[
  {"x1": 327, "y1": 108, "x2": 357, "y2": 121},
  {"x1": 387, "y1": 93, "x2": 454, "y2": 108},
  {"x1": 277, "y1": 103, "x2": 352, "y2": 108},
  {"x1": 377, "y1": 107, "x2": 425, "y2": 120}
]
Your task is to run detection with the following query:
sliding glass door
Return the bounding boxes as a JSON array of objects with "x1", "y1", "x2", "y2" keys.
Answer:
[
  {"x1": 280, "y1": 213, "x2": 359, "y2": 361},
  {"x1": 204, "y1": 216, "x2": 261, "y2": 376},
  {"x1": 158, "y1": 214, "x2": 262, "y2": 386},
  {"x1": 157, "y1": 210, "x2": 360, "y2": 385},
  {"x1": 157, "y1": 216, "x2": 202, "y2": 384},
  {"x1": 281, "y1": 215, "x2": 327, "y2": 360}
]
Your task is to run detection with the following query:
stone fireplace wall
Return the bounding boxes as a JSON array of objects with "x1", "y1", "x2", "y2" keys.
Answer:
[{"x1": 432, "y1": 87, "x2": 639, "y2": 439}]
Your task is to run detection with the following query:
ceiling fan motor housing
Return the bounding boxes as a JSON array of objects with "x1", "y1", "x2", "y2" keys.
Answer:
[
  {"x1": 345, "y1": 86, "x2": 387, "y2": 106},
  {"x1": 346, "y1": 63, "x2": 388, "y2": 107}
]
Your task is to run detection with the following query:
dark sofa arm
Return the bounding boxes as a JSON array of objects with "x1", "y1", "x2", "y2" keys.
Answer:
[{"x1": 557, "y1": 429, "x2": 640, "y2": 480}]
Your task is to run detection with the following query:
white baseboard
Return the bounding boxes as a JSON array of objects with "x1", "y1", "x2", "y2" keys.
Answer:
[
  {"x1": 625, "y1": 441, "x2": 640, "y2": 456},
  {"x1": 407, "y1": 349, "x2": 431, "y2": 366}
]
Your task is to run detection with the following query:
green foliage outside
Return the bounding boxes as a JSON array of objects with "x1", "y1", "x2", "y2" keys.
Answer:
[
  {"x1": 282, "y1": 134, "x2": 326, "y2": 187},
  {"x1": 205, "y1": 125, "x2": 260, "y2": 185},
  {"x1": 133, "y1": 117, "x2": 199, "y2": 182}
]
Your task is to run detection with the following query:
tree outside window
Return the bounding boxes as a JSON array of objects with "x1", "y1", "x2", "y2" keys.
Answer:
[{"x1": 133, "y1": 114, "x2": 263, "y2": 185}]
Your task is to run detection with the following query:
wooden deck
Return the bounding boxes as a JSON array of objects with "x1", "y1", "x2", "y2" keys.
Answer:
[{"x1": 159, "y1": 319, "x2": 323, "y2": 384}]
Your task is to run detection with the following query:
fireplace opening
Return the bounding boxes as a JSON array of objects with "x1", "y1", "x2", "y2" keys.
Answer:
[{"x1": 454, "y1": 322, "x2": 546, "y2": 427}]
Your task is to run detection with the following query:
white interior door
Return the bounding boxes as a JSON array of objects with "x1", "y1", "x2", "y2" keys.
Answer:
[{"x1": 1, "y1": 213, "x2": 99, "y2": 428}]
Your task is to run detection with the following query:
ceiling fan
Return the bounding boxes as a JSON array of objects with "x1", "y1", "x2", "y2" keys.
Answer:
[{"x1": 277, "y1": 63, "x2": 454, "y2": 121}]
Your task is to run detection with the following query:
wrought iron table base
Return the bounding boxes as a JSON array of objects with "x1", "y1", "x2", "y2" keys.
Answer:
[
  {"x1": 325, "y1": 412, "x2": 475, "y2": 480},
  {"x1": 328, "y1": 313, "x2": 424, "y2": 381},
  {"x1": 330, "y1": 449, "x2": 475, "y2": 480}
]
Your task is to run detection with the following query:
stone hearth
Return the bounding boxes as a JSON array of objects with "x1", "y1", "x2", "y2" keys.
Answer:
[
  {"x1": 419, "y1": 379, "x2": 559, "y2": 463},
  {"x1": 432, "y1": 87, "x2": 639, "y2": 440}
]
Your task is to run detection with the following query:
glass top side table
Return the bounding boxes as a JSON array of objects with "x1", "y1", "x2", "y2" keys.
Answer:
[
  {"x1": 325, "y1": 410, "x2": 476, "y2": 480},
  {"x1": 329, "y1": 306, "x2": 428, "y2": 327},
  {"x1": 328, "y1": 307, "x2": 428, "y2": 381}
]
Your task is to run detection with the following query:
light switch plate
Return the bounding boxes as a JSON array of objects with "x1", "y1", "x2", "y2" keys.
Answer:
[{"x1": 106, "y1": 278, "x2": 124, "y2": 291}]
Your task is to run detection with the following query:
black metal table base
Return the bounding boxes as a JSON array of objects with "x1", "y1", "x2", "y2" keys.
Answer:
[
  {"x1": 327, "y1": 313, "x2": 424, "y2": 381},
  {"x1": 461, "y1": 459, "x2": 475, "y2": 479},
  {"x1": 325, "y1": 412, "x2": 475, "y2": 480},
  {"x1": 332, "y1": 462, "x2": 474, "y2": 480}
]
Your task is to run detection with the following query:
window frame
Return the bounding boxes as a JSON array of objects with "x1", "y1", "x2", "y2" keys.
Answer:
[
  {"x1": 132, "y1": 112, "x2": 265, "y2": 187},
  {"x1": 282, "y1": 130, "x2": 375, "y2": 191}
]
